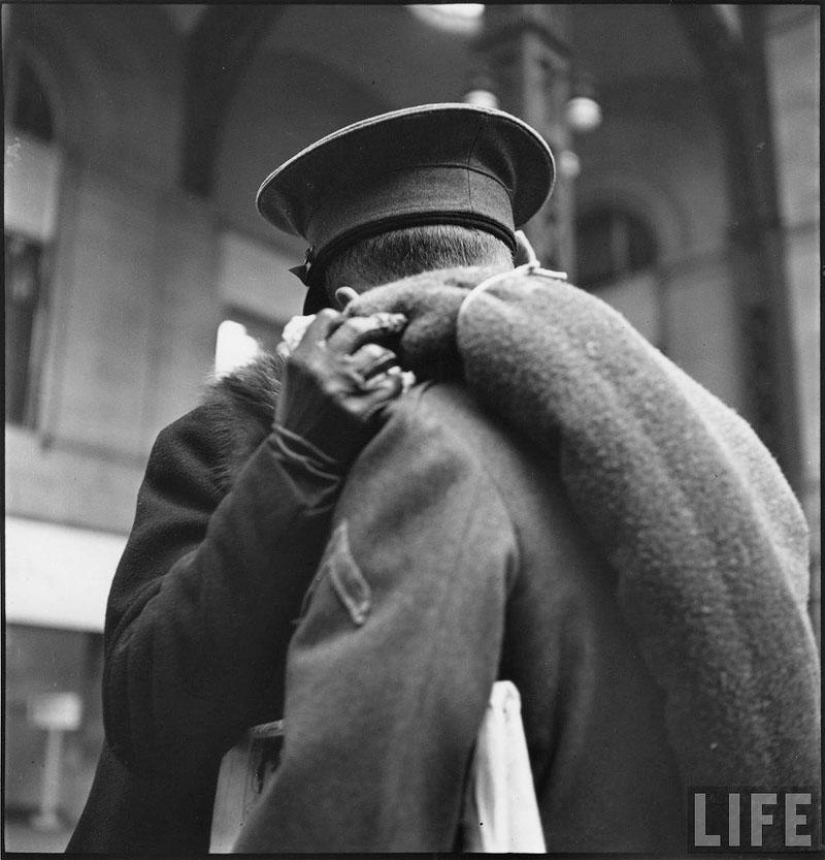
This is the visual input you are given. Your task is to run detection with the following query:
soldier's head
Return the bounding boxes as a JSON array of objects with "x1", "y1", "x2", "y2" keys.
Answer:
[
  {"x1": 321, "y1": 224, "x2": 512, "y2": 310},
  {"x1": 257, "y1": 103, "x2": 555, "y2": 313}
]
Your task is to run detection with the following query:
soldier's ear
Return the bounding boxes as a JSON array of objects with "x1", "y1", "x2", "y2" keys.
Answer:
[{"x1": 334, "y1": 286, "x2": 359, "y2": 309}]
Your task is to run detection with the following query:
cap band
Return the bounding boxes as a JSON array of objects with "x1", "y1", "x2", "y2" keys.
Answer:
[
  {"x1": 255, "y1": 103, "x2": 556, "y2": 312},
  {"x1": 304, "y1": 164, "x2": 516, "y2": 268},
  {"x1": 303, "y1": 211, "x2": 517, "y2": 289}
]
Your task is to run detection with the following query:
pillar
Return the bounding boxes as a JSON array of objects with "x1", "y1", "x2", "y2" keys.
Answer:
[{"x1": 474, "y1": 5, "x2": 575, "y2": 274}]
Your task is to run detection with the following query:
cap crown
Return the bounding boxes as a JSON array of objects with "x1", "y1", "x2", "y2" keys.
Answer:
[{"x1": 257, "y1": 103, "x2": 555, "y2": 289}]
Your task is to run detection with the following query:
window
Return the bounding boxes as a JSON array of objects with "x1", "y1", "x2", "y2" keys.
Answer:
[
  {"x1": 9, "y1": 55, "x2": 55, "y2": 143},
  {"x1": 5, "y1": 234, "x2": 49, "y2": 426},
  {"x1": 575, "y1": 207, "x2": 658, "y2": 290},
  {"x1": 5, "y1": 48, "x2": 59, "y2": 428}
]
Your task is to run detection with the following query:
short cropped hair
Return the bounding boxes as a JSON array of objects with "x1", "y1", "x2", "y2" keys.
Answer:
[{"x1": 323, "y1": 224, "x2": 513, "y2": 296}]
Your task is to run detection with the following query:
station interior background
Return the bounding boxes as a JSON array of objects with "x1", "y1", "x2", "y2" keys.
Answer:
[{"x1": 3, "y1": 4, "x2": 819, "y2": 851}]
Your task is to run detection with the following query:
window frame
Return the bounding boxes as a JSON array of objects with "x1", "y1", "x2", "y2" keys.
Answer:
[{"x1": 3, "y1": 42, "x2": 61, "y2": 430}]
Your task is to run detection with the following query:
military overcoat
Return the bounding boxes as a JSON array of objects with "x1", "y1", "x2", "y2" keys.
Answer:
[{"x1": 69, "y1": 351, "x2": 685, "y2": 853}]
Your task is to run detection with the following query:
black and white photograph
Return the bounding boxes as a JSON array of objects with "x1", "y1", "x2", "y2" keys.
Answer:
[{"x1": 4, "y1": 3, "x2": 820, "y2": 854}]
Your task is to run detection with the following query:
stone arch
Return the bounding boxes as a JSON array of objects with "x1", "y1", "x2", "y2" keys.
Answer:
[
  {"x1": 213, "y1": 50, "x2": 391, "y2": 242},
  {"x1": 4, "y1": 15, "x2": 76, "y2": 148},
  {"x1": 575, "y1": 170, "x2": 689, "y2": 268},
  {"x1": 181, "y1": 5, "x2": 284, "y2": 196},
  {"x1": 10, "y1": 5, "x2": 183, "y2": 185}
]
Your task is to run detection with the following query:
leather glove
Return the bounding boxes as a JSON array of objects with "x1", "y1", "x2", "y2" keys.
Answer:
[
  {"x1": 343, "y1": 232, "x2": 541, "y2": 380},
  {"x1": 345, "y1": 270, "x2": 498, "y2": 381},
  {"x1": 274, "y1": 309, "x2": 408, "y2": 467}
]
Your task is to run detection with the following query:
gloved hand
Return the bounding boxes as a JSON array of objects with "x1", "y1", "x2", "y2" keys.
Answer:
[
  {"x1": 345, "y1": 265, "x2": 507, "y2": 380},
  {"x1": 274, "y1": 309, "x2": 408, "y2": 467}
]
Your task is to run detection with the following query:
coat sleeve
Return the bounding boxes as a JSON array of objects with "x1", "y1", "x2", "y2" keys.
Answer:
[
  {"x1": 233, "y1": 385, "x2": 520, "y2": 853},
  {"x1": 103, "y1": 400, "x2": 342, "y2": 780}
]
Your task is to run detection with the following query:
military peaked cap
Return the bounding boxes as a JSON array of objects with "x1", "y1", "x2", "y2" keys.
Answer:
[{"x1": 257, "y1": 103, "x2": 556, "y2": 313}]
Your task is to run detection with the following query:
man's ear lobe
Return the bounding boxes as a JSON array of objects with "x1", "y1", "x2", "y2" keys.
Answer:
[{"x1": 334, "y1": 286, "x2": 359, "y2": 309}]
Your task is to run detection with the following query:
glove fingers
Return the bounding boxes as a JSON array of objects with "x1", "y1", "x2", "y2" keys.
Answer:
[
  {"x1": 295, "y1": 308, "x2": 344, "y2": 352},
  {"x1": 355, "y1": 371, "x2": 405, "y2": 416},
  {"x1": 325, "y1": 313, "x2": 407, "y2": 353},
  {"x1": 349, "y1": 344, "x2": 399, "y2": 379}
]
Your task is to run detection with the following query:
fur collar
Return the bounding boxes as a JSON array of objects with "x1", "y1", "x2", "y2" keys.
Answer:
[
  {"x1": 202, "y1": 352, "x2": 284, "y2": 489},
  {"x1": 196, "y1": 264, "x2": 499, "y2": 486}
]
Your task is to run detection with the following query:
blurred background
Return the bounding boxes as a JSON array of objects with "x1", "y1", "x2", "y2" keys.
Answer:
[{"x1": 3, "y1": 3, "x2": 819, "y2": 851}]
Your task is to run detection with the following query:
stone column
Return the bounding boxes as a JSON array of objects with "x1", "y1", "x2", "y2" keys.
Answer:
[
  {"x1": 675, "y1": 5, "x2": 804, "y2": 493},
  {"x1": 763, "y1": 6, "x2": 820, "y2": 643},
  {"x1": 2, "y1": 4, "x2": 12, "y2": 58},
  {"x1": 474, "y1": 5, "x2": 575, "y2": 274},
  {"x1": 676, "y1": 5, "x2": 815, "y2": 639}
]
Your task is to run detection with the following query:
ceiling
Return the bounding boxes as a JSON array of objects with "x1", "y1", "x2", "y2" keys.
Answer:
[
  {"x1": 170, "y1": 4, "x2": 714, "y2": 200},
  {"x1": 257, "y1": 5, "x2": 704, "y2": 114},
  {"x1": 260, "y1": 5, "x2": 480, "y2": 110}
]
